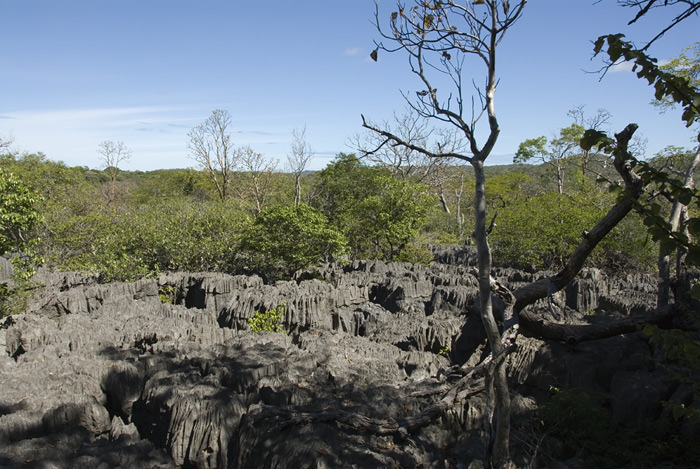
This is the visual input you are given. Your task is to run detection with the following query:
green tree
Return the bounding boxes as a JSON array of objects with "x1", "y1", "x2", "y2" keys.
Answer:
[
  {"x1": 240, "y1": 203, "x2": 347, "y2": 282},
  {"x1": 312, "y1": 153, "x2": 383, "y2": 228},
  {"x1": 313, "y1": 154, "x2": 435, "y2": 261},
  {"x1": 654, "y1": 42, "x2": 700, "y2": 113},
  {"x1": 349, "y1": 174, "x2": 435, "y2": 261},
  {"x1": 514, "y1": 118, "x2": 588, "y2": 194},
  {"x1": 0, "y1": 167, "x2": 44, "y2": 278}
]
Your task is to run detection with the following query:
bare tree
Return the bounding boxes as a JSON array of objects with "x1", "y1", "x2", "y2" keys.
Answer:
[
  {"x1": 188, "y1": 109, "x2": 239, "y2": 202},
  {"x1": 355, "y1": 109, "x2": 462, "y2": 212},
  {"x1": 362, "y1": 2, "x2": 527, "y2": 466},
  {"x1": 287, "y1": 126, "x2": 314, "y2": 205},
  {"x1": 568, "y1": 106, "x2": 613, "y2": 174},
  {"x1": 237, "y1": 147, "x2": 278, "y2": 216},
  {"x1": 0, "y1": 133, "x2": 15, "y2": 153},
  {"x1": 96, "y1": 140, "x2": 132, "y2": 203}
]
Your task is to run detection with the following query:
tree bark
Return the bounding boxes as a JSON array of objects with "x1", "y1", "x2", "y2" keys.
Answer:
[
  {"x1": 472, "y1": 160, "x2": 511, "y2": 468},
  {"x1": 519, "y1": 304, "x2": 677, "y2": 344},
  {"x1": 657, "y1": 144, "x2": 700, "y2": 307}
]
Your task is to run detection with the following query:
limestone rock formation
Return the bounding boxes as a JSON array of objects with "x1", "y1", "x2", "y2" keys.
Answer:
[{"x1": 0, "y1": 250, "x2": 691, "y2": 467}]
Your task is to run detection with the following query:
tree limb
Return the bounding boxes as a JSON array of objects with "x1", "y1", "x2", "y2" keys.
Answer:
[
  {"x1": 519, "y1": 304, "x2": 678, "y2": 344},
  {"x1": 513, "y1": 124, "x2": 644, "y2": 313}
]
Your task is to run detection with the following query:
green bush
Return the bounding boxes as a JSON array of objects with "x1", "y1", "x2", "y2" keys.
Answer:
[
  {"x1": 538, "y1": 387, "x2": 700, "y2": 468},
  {"x1": 240, "y1": 204, "x2": 347, "y2": 281},
  {"x1": 490, "y1": 183, "x2": 654, "y2": 273},
  {"x1": 312, "y1": 154, "x2": 436, "y2": 262},
  {"x1": 0, "y1": 167, "x2": 44, "y2": 279},
  {"x1": 248, "y1": 302, "x2": 286, "y2": 333},
  {"x1": 49, "y1": 199, "x2": 250, "y2": 282},
  {"x1": 0, "y1": 279, "x2": 41, "y2": 318}
]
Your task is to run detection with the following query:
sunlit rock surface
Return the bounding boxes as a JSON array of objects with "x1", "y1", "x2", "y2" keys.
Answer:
[{"x1": 0, "y1": 247, "x2": 683, "y2": 468}]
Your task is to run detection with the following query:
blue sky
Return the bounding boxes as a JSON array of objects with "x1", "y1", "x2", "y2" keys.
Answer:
[{"x1": 1, "y1": 1, "x2": 697, "y2": 172}]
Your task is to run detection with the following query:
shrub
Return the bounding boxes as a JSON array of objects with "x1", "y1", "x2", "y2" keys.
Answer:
[
  {"x1": 538, "y1": 387, "x2": 700, "y2": 468},
  {"x1": 240, "y1": 204, "x2": 347, "y2": 281},
  {"x1": 248, "y1": 302, "x2": 286, "y2": 333}
]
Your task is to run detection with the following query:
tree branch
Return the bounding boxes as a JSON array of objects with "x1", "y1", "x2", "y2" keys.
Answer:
[{"x1": 513, "y1": 124, "x2": 644, "y2": 313}]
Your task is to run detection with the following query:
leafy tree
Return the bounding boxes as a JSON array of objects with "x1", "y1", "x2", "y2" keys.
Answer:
[
  {"x1": 312, "y1": 153, "x2": 381, "y2": 227},
  {"x1": 653, "y1": 42, "x2": 700, "y2": 114},
  {"x1": 349, "y1": 173, "x2": 435, "y2": 261},
  {"x1": 240, "y1": 204, "x2": 347, "y2": 282},
  {"x1": 0, "y1": 167, "x2": 43, "y2": 278},
  {"x1": 313, "y1": 153, "x2": 434, "y2": 261},
  {"x1": 514, "y1": 108, "x2": 612, "y2": 193}
]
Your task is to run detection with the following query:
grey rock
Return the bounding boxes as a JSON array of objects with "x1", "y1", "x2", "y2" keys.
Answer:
[
  {"x1": 609, "y1": 370, "x2": 673, "y2": 426},
  {"x1": 0, "y1": 254, "x2": 679, "y2": 468}
]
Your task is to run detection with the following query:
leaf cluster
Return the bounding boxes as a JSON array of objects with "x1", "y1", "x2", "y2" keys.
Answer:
[
  {"x1": 0, "y1": 167, "x2": 44, "y2": 279},
  {"x1": 240, "y1": 204, "x2": 347, "y2": 282},
  {"x1": 594, "y1": 34, "x2": 700, "y2": 130},
  {"x1": 312, "y1": 153, "x2": 435, "y2": 262},
  {"x1": 248, "y1": 302, "x2": 287, "y2": 334}
]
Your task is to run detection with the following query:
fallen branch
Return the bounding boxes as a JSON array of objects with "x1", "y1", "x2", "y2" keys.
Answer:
[{"x1": 518, "y1": 304, "x2": 678, "y2": 344}]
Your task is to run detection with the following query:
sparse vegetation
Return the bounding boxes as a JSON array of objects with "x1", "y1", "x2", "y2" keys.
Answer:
[{"x1": 248, "y1": 302, "x2": 287, "y2": 334}]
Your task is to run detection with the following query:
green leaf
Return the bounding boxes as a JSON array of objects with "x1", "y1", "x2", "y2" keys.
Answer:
[
  {"x1": 677, "y1": 188, "x2": 693, "y2": 206},
  {"x1": 659, "y1": 238, "x2": 676, "y2": 256},
  {"x1": 671, "y1": 404, "x2": 686, "y2": 420},
  {"x1": 641, "y1": 324, "x2": 658, "y2": 337},
  {"x1": 687, "y1": 217, "x2": 700, "y2": 236},
  {"x1": 686, "y1": 246, "x2": 700, "y2": 267}
]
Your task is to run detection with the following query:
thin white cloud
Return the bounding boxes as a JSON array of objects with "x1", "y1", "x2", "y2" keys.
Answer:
[
  {"x1": 6, "y1": 106, "x2": 185, "y2": 124},
  {"x1": 344, "y1": 47, "x2": 361, "y2": 56},
  {"x1": 610, "y1": 61, "x2": 635, "y2": 73},
  {"x1": 610, "y1": 58, "x2": 669, "y2": 74},
  {"x1": 0, "y1": 105, "x2": 197, "y2": 169}
]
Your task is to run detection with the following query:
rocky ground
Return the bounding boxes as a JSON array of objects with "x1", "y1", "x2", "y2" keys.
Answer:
[{"x1": 0, "y1": 247, "x2": 691, "y2": 468}]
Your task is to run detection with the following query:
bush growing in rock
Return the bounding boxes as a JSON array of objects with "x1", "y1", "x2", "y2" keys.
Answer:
[{"x1": 248, "y1": 302, "x2": 286, "y2": 333}]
